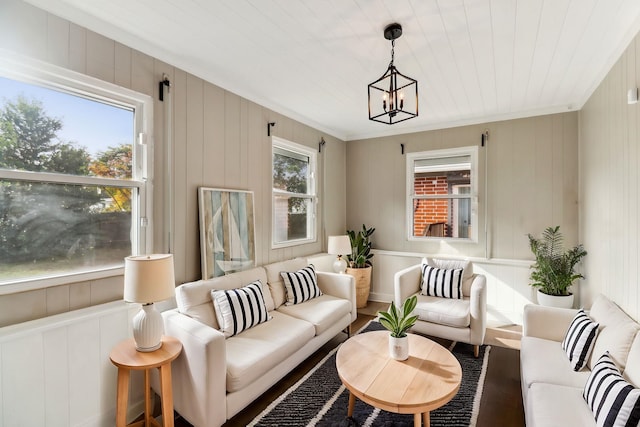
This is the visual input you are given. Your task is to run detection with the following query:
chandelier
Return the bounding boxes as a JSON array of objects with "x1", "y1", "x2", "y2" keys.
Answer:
[{"x1": 368, "y1": 23, "x2": 418, "y2": 125}]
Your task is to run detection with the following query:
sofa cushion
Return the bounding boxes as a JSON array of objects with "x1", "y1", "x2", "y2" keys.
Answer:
[
  {"x1": 277, "y1": 294, "x2": 352, "y2": 335},
  {"x1": 264, "y1": 258, "x2": 309, "y2": 308},
  {"x1": 521, "y1": 336, "x2": 591, "y2": 392},
  {"x1": 562, "y1": 309, "x2": 599, "y2": 371},
  {"x1": 175, "y1": 266, "x2": 272, "y2": 329},
  {"x1": 210, "y1": 280, "x2": 271, "y2": 337},
  {"x1": 624, "y1": 333, "x2": 640, "y2": 386},
  {"x1": 584, "y1": 352, "x2": 640, "y2": 427},
  {"x1": 420, "y1": 264, "x2": 463, "y2": 299},
  {"x1": 413, "y1": 294, "x2": 470, "y2": 328},
  {"x1": 225, "y1": 311, "x2": 315, "y2": 392},
  {"x1": 587, "y1": 295, "x2": 640, "y2": 371},
  {"x1": 423, "y1": 258, "x2": 473, "y2": 296},
  {"x1": 526, "y1": 383, "x2": 595, "y2": 427},
  {"x1": 281, "y1": 264, "x2": 323, "y2": 305}
]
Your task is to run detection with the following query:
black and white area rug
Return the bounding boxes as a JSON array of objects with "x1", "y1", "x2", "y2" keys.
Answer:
[{"x1": 248, "y1": 321, "x2": 491, "y2": 427}]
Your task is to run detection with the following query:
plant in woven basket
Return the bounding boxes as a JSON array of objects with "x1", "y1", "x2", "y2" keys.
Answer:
[
  {"x1": 346, "y1": 224, "x2": 375, "y2": 268},
  {"x1": 378, "y1": 295, "x2": 418, "y2": 338},
  {"x1": 527, "y1": 226, "x2": 587, "y2": 296}
]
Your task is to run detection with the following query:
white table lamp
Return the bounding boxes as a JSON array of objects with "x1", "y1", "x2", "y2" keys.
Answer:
[
  {"x1": 328, "y1": 235, "x2": 352, "y2": 274},
  {"x1": 124, "y1": 254, "x2": 176, "y2": 352}
]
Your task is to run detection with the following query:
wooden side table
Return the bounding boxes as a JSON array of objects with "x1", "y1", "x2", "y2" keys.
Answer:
[{"x1": 110, "y1": 336, "x2": 182, "y2": 427}]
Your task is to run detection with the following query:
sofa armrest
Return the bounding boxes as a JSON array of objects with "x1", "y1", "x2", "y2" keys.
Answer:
[
  {"x1": 317, "y1": 271, "x2": 357, "y2": 322},
  {"x1": 394, "y1": 264, "x2": 422, "y2": 306},
  {"x1": 160, "y1": 309, "x2": 227, "y2": 427},
  {"x1": 469, "y1": 274, "x2": 487, "y2": 346},
  {"x1": 523, "y1": 304, "x2": 578, "y2": 342}
]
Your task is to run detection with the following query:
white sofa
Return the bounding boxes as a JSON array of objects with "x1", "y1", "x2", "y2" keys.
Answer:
[
  {"x1": 394, "y1": 258, "x2": 486, "y2": 357},
  {"x1": 521, "y1": 294, "x2": 640, "y2": 427},
  {"x1": 159, "y1": 258, "x2": 356, "y2": 427}
]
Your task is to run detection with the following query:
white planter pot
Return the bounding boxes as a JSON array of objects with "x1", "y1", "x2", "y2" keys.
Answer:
[
  {"x1": 389, "y1": 335, "x2": 409, "y2": 361},
  {"x1": 536, "y1": 290, "x2": 574, "y2": 309}
]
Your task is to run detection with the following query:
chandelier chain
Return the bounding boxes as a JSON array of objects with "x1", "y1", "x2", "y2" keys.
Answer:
[{"x1": 389, "y1": 39, "x2": 395, "y2": 67}]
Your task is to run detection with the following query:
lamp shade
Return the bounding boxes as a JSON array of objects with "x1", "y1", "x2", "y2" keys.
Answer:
[
  {"x1": 328, "y1": 235, "x2": 352, "y2": 256},
  {"x1": 124, "y1": 254, "x2": 176, "y2": 303}
]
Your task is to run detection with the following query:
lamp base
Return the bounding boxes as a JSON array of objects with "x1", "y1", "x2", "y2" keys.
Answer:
[
  {"x1": 333, "y1": 256, "x2": 348, "y2": 274},
  {"x1": 132, "y1": 303, "x2": 164, "y2": 352}
]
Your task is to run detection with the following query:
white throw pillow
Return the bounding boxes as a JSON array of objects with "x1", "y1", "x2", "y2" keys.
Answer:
[
  {"x1": 562, "y1": 309, "x2": 599, "y2": 371},
  {"x1": 210, "y1": 280, "x2": 271, "y2": 337},
  {"x1": 280, "y1": 264, "x2": 322, "y2": 305},
  {"x1": 583, "y1": 352, "x2": 640, "y2": 427},
  {"x1": 420, "y1": 263, "x2": 463, "y2": 299}
]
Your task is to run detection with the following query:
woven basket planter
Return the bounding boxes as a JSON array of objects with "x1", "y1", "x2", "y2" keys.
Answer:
[{"x1": 346, "y1": 266, "x2": 372, "y2": 308}]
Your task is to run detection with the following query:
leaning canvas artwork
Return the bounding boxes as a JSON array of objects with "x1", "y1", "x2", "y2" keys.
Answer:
[{"x1": 198, "y1": 187, "x2": 256, "y2": 279}]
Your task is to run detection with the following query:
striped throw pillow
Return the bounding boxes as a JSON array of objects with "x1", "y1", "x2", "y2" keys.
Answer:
[
  {"x1": 420, "y1": 264, "x2": 463, "y2": 299},
  {"x1": 280, "y1": 264, "x2": 322, "y2": 305},
  {"x1": 211, "y1": 280, "x2": 271, "y2": 337},
  {"x1": 583, "y1": 352, "x2": 640, "y2": 427},
  {"x1": 562, "y1": 309, "x2": 599, "y2": 371}
]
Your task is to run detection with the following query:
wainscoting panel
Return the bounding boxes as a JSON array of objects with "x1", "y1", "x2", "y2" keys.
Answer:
[
  {"x1": 0, "y1": 301, "x2": 142, "y2": 427},
  {"x1": 369, "y1": 250, "x2": 533, "y2": 326}
]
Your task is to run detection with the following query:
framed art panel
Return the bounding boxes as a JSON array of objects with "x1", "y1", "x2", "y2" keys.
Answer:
[{"x1": 198, "y1": 187, "x2": 256, "y2": 279}]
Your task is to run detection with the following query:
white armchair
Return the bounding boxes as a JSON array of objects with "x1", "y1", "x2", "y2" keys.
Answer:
[{"x1": 394, "y1": 258, "x2": 487, "y2": 357}]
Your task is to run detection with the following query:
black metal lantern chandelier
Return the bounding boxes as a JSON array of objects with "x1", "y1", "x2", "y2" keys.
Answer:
[{"x1": 368, "y1": 23, "x2": 418, "y2": 125}]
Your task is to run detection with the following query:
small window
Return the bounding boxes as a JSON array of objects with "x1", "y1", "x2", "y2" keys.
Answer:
[
  {"x1": 0, "y1": 61, "x2": 151, "y2": 287},
  {"x1": 272, "y1": 137, "x2": 316, "y2": 248},
  {"x1": 407, "y1": 147, "x2": 478, "y2": 241}
]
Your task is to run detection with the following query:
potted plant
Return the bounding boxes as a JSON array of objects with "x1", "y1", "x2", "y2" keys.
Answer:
[
  {"x1": 527, "y1": 226, "x2": 587, "y2": 308},
  {"x1": 378, "y1": 295, "x2": 418, "y2": 360},
  {"x1": 346, "y1": 224, "x2": 375, "y2": 308}
]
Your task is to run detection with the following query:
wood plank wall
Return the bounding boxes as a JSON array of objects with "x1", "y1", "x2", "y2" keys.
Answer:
[
  {"x1": 580, "y1": 32, "x2": 640, "y2": 321},
  {"x1": 0, "y1": 0, "x2": 346, "y2": 326}
]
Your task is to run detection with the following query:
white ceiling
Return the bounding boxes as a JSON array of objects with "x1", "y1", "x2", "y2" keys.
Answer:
[{"x1": 23, "y1": 0, "x2": 640, "y2": 141}]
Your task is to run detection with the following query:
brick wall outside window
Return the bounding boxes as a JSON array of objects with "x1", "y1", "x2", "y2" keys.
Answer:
[{"x1": 413, "y1": 175, "x2": 449, "y2": 236}]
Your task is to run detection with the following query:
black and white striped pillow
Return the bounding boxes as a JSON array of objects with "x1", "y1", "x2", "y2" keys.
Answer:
[
  {"x1": 420, "y1": 264, "x2": 463, "y2": 299},
  {"x1": 583, "y1": 352, "x2": 640, "y2": 427},
  {"x1": 562, "y1": 309, "x2": 599, "y2": 371},
  {"x1": 280, "y1": 264, "x2": 322, "y2": 305},
  {"x1": 211, "y1": 280, "x2": 271, "y2": 337}
]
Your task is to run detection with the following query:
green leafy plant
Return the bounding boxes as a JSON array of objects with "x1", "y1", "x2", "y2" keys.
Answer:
[
  {"x1": 346, "y1": 224, "x2": 375, "y2": 268},
  {"x1": 378, "y1": 295, "x2": 418, "y2": 338},
  {"x1": 527, "y1": 226, "x2": 587, "y2": 296}
]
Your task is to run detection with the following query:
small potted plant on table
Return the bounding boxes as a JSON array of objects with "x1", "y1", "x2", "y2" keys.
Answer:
[{"x1": 378, "y1": 295, "x2": 418, "y2": 361}]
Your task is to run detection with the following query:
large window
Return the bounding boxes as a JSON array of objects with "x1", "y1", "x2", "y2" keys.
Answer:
[
  {"x1": 0, "y1": 58, "x2": 152, "y2": 287},
  {"x1": 407, "y1": 147, "x2": 478, "y2": 241},
  {"x1": 272, "y1": 137, "x2": 316, "y2": 248}
]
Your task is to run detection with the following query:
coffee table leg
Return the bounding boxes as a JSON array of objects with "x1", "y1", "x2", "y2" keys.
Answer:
[
  {"x1": 413, "y1": 412, "x2": 430, "y2": 426},
  {"x1": 347, "y1": 392, "x2": 356, "y2": 417}
]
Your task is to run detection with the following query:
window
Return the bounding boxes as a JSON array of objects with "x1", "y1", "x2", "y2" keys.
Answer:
[
  {"x1": 272, "y1": 137, "x2": 316, "y2": 248},
  {"x1": 0, "y1": 57, "x2": 152, "y2": 287},
  {"x1": 407, "y1": 146, "x2": 478, "y2": 241}
]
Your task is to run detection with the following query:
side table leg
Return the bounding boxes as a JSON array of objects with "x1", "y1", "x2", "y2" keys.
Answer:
[
  {"x1": 116, "y1": 368, "x2": 130, "y2": 427},
  {"x1": 347, "y1": 392, "x2": 356, "y2": 417},
  {"x1": 144, "y1": 369, "x2": 152, "y2": 426},
  {"x1": 422, "y1": 411, "x2": 430, "y2": 427},
  {"x1": 159, "y1": 364, "x2": 174, "y2": 427}
]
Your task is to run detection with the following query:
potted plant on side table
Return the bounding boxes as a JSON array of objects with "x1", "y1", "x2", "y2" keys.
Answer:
[
  {"x1": 378, "y1": 295, "x2": 418, "y2": 361},
  {"x1": 527, "y1": 225, "x2": 587, "y2": 308},
  {"x1": 346, "y1": 224, "x2": 375, "y2": 308}
]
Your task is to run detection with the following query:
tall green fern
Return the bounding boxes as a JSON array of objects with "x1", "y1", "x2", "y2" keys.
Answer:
[{"x1": 527, "y1": 226, "x2": 587, "y2": 296}]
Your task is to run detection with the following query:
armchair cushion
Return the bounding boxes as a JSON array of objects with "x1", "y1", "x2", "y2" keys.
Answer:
[
  {"x1": 414, "y1": 294, "x2": 470, "y2": 327},
  {"x1": 420, "y1": 263, "x2": 463, "y2": 299},
  {"x1": 423, "y1": 258, "x2": 473, "y2": 296}
]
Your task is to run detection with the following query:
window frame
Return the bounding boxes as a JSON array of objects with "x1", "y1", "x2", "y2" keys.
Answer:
[
  {"x1": 271, "y1": 136, "x2": 317, "y2": 249},
  {"x1": 0, "y1": 53, "x2": 153, "y2": 293},
  {"x1": 406, "y1": 146, "x2": 478, "y2": 242}
]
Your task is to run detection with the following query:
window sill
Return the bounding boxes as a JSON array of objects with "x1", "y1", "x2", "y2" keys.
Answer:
[{"x1": 0, "y1": 266, "x2": 124, "y2": 296}]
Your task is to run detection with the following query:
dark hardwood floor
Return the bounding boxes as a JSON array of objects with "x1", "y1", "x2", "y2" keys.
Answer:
[{"x1": 171, "y1": 314, "x2": 525, "y2": 427}]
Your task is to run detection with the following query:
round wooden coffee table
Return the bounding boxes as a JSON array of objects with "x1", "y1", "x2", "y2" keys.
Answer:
[{"x1": 336, "y1": 330, "x2": 462, "y2": 426}]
